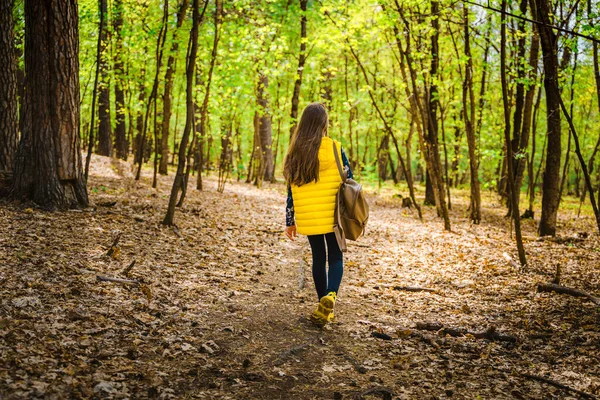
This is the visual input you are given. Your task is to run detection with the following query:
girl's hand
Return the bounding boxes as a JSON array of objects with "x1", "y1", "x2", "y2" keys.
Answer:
[{"x1": 285, "y1": 225, "x2": 297, "y2": 241}]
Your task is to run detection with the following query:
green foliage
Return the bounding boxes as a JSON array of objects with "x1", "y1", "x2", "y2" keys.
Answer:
[{"x1": 68, "y1": 0, "x2": 600, "y2": 198}]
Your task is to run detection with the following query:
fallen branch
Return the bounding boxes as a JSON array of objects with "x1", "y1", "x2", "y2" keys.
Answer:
[
  {"x1": 121, "y1": 259, "x2": 136, "y2": 277},
  {"x1": 415, "y1": 322, "x2": 517, "y2": 343},
  {"x1": 96, "y1": 275, "x2": 140, "y2": 286},
  {"x1": 393, "y1": 285, "x2": 437, "y2": 293},
  {"x1": 519, "y1": 372, "x2": 597, "y2": 399},
  {"x1": 537, "y1": 283, "x2": 600, "y2": 305},
  {"x1": 353, "y1": 386, "x2": 393, "y2": 400}
]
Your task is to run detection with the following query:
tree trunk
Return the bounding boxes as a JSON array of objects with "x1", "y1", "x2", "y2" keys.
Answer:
[
  {"x1": 136, "y1": 0, "x2": 169, "y2": 182},
  {"x1": 84, "y1": 0, "x2": 104, "y2": 180},
  {"x1": 463, "y1": 4, "x2": 481, "y2": 223},
  {"x1": 289, "y1": 0, "x2": 308, "y2": 139},
  {"x1": 424, "y1": 1, "x2": 451, "y2": 230},
  {"x1": 163, "y1": 0, "x2": 202, "y2": 225},
  {"x1": 256, "y1": 73, "x2": 273, "y2": 184},
  {"x1": 113, "y1": 0, "x2": 128, "y2": 160},
  {"x1": 516, "y1": 29, "x2": 540, "y2": 202},
  {"x1": 501, "y1": 0, "x2": 526, "y2": 266},
  {"x1": 97, "y1": 0, "x2": 112, "y2": 157},
  {"x1": 532, "y1": 0, "x2": 562, "y2": 236},
  {"x1": 0, "y1": 0, "x2": 19, "y2": 172},
  {"x1": 160, "y1": 0, "x2": 189, "y2": 175},
  {"x1": 528, "y1": 86, "x2": 543, "y2": 213},
  {"x1": 195, "y1": 0, "x2": 222, "y2": 191},
  {"x1": 11, "y1": 0, "x2": 88, "y2": 210}
]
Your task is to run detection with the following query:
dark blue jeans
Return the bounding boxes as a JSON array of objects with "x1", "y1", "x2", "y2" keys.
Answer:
[{"x1": 307, "y1": 232, "x2": 343, "y2": 299}]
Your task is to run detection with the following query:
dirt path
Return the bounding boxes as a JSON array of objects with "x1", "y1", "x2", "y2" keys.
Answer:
[{"x1": 1, "y1": 156, "x2": 599, "y2": 399}]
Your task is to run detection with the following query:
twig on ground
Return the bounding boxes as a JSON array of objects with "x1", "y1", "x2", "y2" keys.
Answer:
[
  {"x1": 415, "y1": 322, "x2": 517, "y2": 343},
  {"x1": 519, "y1": 372, "x2": 597, "y2": 399},
  {"x1": 106, "y1": 233, "x2": 122, "y2": 257},
  {"x1": 537, "y1": 282, "x2": 600, "y2": 305},
  {"x1": 121, "y1": 259, "x2": 136, "y2": 277},
  {"x1": 96, "y1": 275, "x2": 140, "y2": 285},
  {"x1": 393, "y1": 285, "x2": 438, "y2": 293}
]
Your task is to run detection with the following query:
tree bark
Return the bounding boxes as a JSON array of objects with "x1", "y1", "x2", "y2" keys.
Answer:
[
  {"x1": 289, "y1": 0, "x2": 308, "y2": 139},
  {"x1": 160, "y1": 0, "x2": 189, "y2": 175},
  {"x1": 0, "y1": 0, "x2": 19, "y2": 173},
  {"x1": 11, "y1": 0, "x2": 88, "y2": 210},
  {"x1": 163, "y1": 0, "x2": 203, "y2": 225},
  {"x1": 516, "y1": 29, "x2": 540, "y2": 202},
  {"x1": 501, "y1": 0, "x2": 526, "y2": 266},
  {"x1": 256, "y1": 73, "x2": 273, "y2": 185},
  {"x1": 195, "y1": 0, "x2": 222, "y2": 191},
  {"x1": 97, "y1": 0, "x2": 112, "y2": 157},
  {"x1": 463, "y1": 4, "x2": 481, "y2": 223},
  {"x1": 135, "y1": 0, "x2": 169, "y2": 183},
  {"x1": 532, "y1": 0, "x2": 562, "y2": 236},
  {"x1": 113, "y1": 0, "x2": 128, "y2": 160},
  {"x1": 423, "y1": 1, "x2": 451, "y2": 230}
]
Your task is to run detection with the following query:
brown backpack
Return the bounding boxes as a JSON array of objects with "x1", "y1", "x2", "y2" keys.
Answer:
[{"x1": 332, "y1": 142, "x2": 369, "y2": 252}]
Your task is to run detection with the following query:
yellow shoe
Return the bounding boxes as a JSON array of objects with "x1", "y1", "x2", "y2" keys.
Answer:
[
  {"x1": 310, "y1": 306, "x2": 328, "y2": 326},
  {"x1": 327, "y1": 311, "x2": 335, "y2": 322},
  {"x1": 317, "y1": 292, "x2": 336, "y2": 320}
]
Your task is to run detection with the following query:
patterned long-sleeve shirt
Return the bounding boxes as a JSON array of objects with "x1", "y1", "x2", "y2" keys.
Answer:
[{"x1": 286, "y1": 148, "x2": 353, "y2": 227}]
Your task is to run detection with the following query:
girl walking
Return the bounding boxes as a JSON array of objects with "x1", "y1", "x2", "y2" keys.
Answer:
[{"x1": 283, "y1": 103, "x2": 353, "y2": 325}]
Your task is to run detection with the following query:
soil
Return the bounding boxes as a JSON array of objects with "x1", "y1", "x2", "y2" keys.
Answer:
[{"x1": 1, "y1": 155, "x2": 599, "y2": 399}]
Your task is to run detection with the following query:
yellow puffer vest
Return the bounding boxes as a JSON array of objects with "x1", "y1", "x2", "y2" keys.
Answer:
[{"x1": 291, "y1": 136, "x2": 342, "y2": 236}]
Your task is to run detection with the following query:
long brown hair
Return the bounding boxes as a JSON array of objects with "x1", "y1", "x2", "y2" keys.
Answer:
[{"x1": 284, "y1": 103, "x2": 329, "y2": 186}]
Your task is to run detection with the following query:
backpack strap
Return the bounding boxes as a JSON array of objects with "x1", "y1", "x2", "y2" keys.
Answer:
[{"x1": 332, "y1": 141, "x2": 347, "y2": 183}]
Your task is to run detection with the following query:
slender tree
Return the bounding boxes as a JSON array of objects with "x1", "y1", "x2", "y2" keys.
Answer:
[
  {"x1": 160, "y1": 0, "x2": 190, "y2": 175},
  {"x1": 84, "y1": 0, "x2": 105, "y2": 181},
  {"x1": 501, "y1": 0, "x2": 526, "y2": 266},
  {"x1": 195, "y1": 0, "x2": 222, "y2": 191},
  {"x1": 163, "y1": 0, "x2": 203, "y2": 225},
  {"x1": 462, "y1": 4, "x2": 481, "y2": 223},
  {"x1": 289, "y1": 0, "x2": 308, "y2": 139},
  {"x1": 113, "y1": 0, "x2": 128, "y2": 160},
  {"x1": 11, "y1": 0, "x2": 88, "y2": 210},
  {"x1": 97, "y1": 0, "x2": 113, "y2": 157}
]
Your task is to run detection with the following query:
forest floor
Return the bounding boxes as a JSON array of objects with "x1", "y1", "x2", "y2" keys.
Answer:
[{"x1": 1, "y1": 155, "x2": 599, "y2": 400}]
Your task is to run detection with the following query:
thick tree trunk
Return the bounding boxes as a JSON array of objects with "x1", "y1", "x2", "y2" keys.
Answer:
[
  {"x1": 289, "y1": 0, "x2": 308, "y2": 139},
  {"x1": 11, "y1": 0, "x2": 88, "y2": 210},
  {"x1": 532, "y1": 0, "x2": 562, "y2": 236},
  {"x1": 97, "y1": 0, "x2": 112, "y2": 157},
  {"x1": 163, "y1": 0, "x2": 202, "y2": 225},
  {"x1": 0, "y1": 0, "x2": 19, "y2": 172},
  {"x1": 160, "y1": 0, "x2": 189, "y2": 175},
  {"x1": 113, "y1": 0, "x2": 128, "y2": 160}
]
